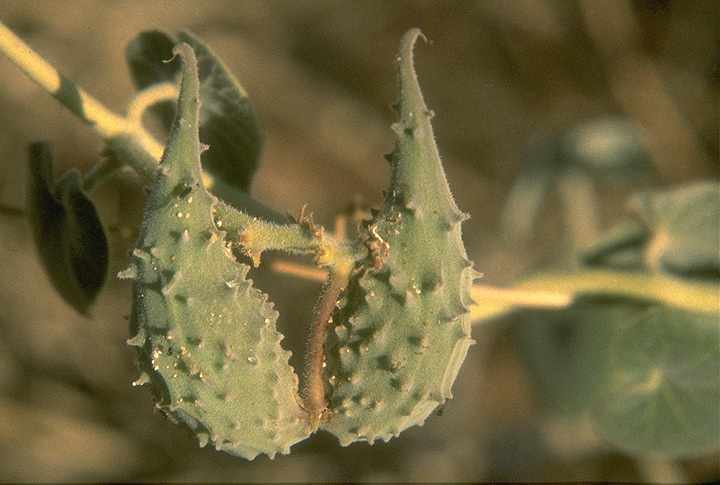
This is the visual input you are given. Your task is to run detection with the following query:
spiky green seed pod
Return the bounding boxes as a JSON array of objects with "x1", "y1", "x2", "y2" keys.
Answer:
[
  {"x1": 321, "y1": 29, "x2": 478, "y2": 445},
  {"x1": 119, "y1": 44, "x2": 310, "y2": 459}
]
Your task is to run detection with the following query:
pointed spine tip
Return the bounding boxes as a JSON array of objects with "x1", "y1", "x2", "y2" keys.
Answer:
[
  {"x1": 117, "y1": 264, "x2": 138, "y2": 280},
  {"x1": 127, "y1": 331, "x2": 146, "y2": 347},
  {"x1": 132, "y1": 372, "x2": 151, "y2": 387},
  {"x1": 132, "y1": 248, "x2": 152, "y2": 262}
]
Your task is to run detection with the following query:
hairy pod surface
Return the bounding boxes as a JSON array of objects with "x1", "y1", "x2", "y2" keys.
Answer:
[
  {"x1": 120, "y1": 44, "x2": 310, "y2": 459},
  {"x1": 321, "y1": 29, "x2": 478, "y2": 445}
]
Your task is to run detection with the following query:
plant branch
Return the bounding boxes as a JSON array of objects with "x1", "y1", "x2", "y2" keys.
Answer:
[
  {"x1": 0, "y1": 20, "x2": 162, "y2": 173},
  {"x1": 80, "y1": 154, "x2": 124, "y2": 191},
  {"x1": 214, "y1": 200, "x2": 359, "y2": 270},
  {"x1": 303, "y1": 263, "x2": 353, "y2": 430},
  {"x1": 470, "y1": 267, "x2": 719, "y2": 324},
  {"x1": 125, "y1": 82, "x2": 178, "y2": 127}
]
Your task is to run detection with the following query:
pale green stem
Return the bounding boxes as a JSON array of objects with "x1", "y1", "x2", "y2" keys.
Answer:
[
  {"x1": 0, "y1": 20, "x2": 163, "y2": 172},
  {"x1": 125, "y1": 82, "x2": 178, "y2": 127},
  {"x1": 513, "y1": 268, "x2": 718, "y2": 313},
  {"x1": 470, "y1": 285, "x2": 574, "y2": 323},
  {"x1": 470, "y1": 268, "x2": 718, "y2": 324}
]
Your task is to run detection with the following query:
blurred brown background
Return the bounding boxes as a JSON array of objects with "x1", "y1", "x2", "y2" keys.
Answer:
[{"x1": 0, "y1": 1, "x2": 717, "y2": 482}]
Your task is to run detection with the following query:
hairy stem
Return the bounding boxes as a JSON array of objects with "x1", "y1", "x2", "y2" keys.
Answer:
[
  {"x1": 303, "y1": 263, "x2": 353, "y2": 430},
  {"x1": 214, "y1": 200, "x2": 358, "y2": 268}
]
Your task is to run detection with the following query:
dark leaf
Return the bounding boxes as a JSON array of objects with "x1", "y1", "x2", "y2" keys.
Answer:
[
  {"x1": 579, "y1": 219, "x2": 647, "y2": 269},
  {"x1": 26, "y1": 142, "x2": 108, "y2": 314},
  {"x1": 125, "y1": 30, "x2": 179, "y2": 128},
  {"x1": 126, "y1": 30, "x2": 262, "y2": 192}
]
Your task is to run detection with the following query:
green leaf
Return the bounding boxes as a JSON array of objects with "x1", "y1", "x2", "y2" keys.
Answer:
[
  {"x1": 592, "y1": 307, "x2": 719, "y2": 458},
  {"x1": 500, "y1": 116, "x2": 651, "y2": 242},
  {"x1": 126, "y1": 30, "x2": 262, "y2": 192},
  {"x1": 560, "y1": 116, "x2": 650, "y2": 175},
  {"x1": 25, "y1": 142, "x2": 108, "y2": 314}
]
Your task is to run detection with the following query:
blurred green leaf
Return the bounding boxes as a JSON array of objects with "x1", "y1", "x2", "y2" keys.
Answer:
[
  {"x1": 592, "y1": 307, "x2": 719, "y2": 458},
  {"x1": 511, "y1": 297, "x2": 650, "y2": 416},
  {"x1": 632, "y1": 181, "x2": 720, "y2": 277},
  {"x1": 580, "y1": 220, "x2": 647, "y2": 269},
  {"x1": 500, "y1": 116, "x2": 653, "y2": 242},
  {"x1": 560, "y1": 117, "x2": 650, "y2": 176},
  {"x1": 583, "y1": 181, "x2": 720, "y2": 277},
  {"x1": 25, "y1": 142, "x2": 108, "y2": 314},
  {"x1": 126, "y1": 30, "x2": 262, "y2": 192}
]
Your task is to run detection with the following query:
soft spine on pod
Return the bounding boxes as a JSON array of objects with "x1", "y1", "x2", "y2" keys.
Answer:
[
  {"x1": 321, "y1": 29, "x2": 478, "y2": 445},
  {"x1": 119, "y1": 43, "x2": 310, "y2": 459}
]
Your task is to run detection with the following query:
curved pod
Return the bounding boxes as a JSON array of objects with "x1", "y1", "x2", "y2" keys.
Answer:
[
  {"x1": 322, "y1": 29, "x2": 478, "y2": 445},
  {"x1": 120, "y1": 44, "x2": 310, "y2": 459}
]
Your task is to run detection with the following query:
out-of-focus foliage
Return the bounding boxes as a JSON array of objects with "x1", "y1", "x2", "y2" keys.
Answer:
[
  {"x1": 490, "y1": 180, "x2": 719, "y2": 461},
  {"x1": 593, "y1": 307, "x2": 718, "y2": 458},
  {"x1": 0, "y1": 1, "x2": 717, "y2": 483}
]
